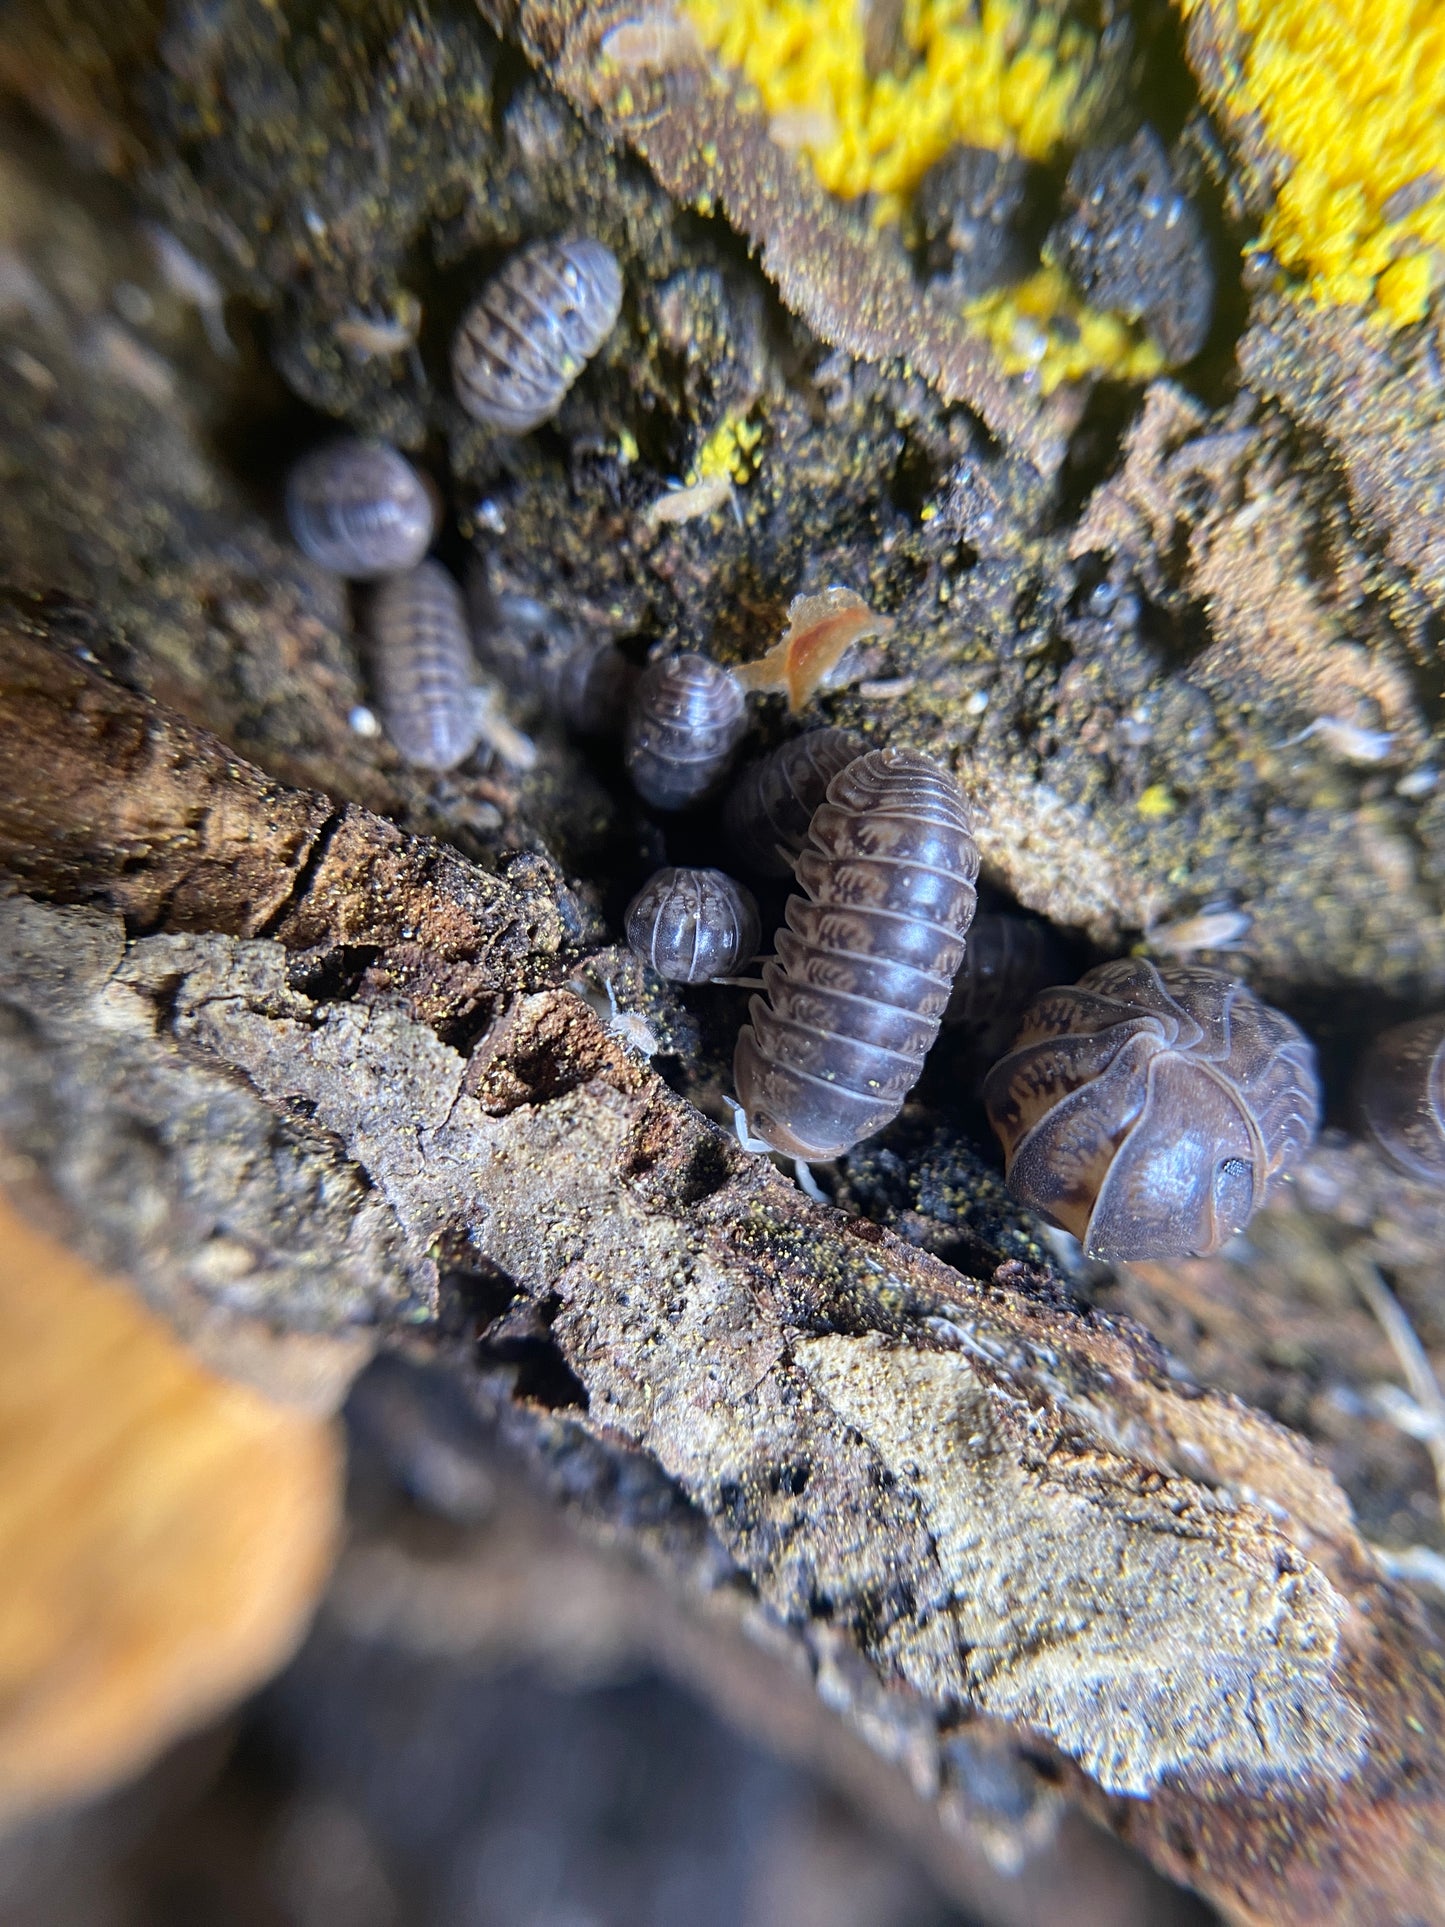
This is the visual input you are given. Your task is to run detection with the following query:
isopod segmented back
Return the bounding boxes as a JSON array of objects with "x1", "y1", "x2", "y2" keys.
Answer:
[
  {"x1": 722, "y1": 727, "x2": 866, "y2": 876},
  {"x1": 1356, "y1": 1013, "x2": 1445, "y2": 1184},
  {"x1": 983, "y1": 959, "x2": 1321, "y2": 1259},
  {"x1": 735, "y1": 748, "x2": 979, "y2": 1160},
  {"x1": 285, "y1": 438, "x2": 437, "y2": 580},
  {"x1": 625, "y1": 867, "x2": 760, "y2": 983},
  {"x1": 624, "y1": 652, "x2": 747, "y2": 809},
  {"x1": 452, "y1": 238, "x2": 623, "y2": 434},
  {"x1": 942, "y1": 910, "x2": 1069, "y2": 1060},
  {"x1": 369, "y1": 559, "x2": 480, "y2": 772}
]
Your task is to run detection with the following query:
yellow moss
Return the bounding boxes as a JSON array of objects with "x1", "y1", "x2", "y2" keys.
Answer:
[
  {"x1": 684, "y1": 0, "x2": 1110, "y2": 211},
  {"x1": 1182, "y1": 0, "x2": 1445, "y2": 327},
  {"x1": 684, "y1": 0, "x2": 1158, "y2": 386}
]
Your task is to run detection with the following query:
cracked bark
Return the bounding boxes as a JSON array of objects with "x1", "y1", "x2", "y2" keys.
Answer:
[{"x1": 4, "y1": 608, "x2": 1445, "y2": 1926}]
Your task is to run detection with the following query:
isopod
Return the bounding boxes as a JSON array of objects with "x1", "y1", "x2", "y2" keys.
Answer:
[
  {"x1": 452, "y1": 238, "x2": 623, "y2": 434},
  {"x1": 722, "y1": 727, "x2": 866, "y2": 876},
  {"x1": 1356, "y1": 1013, "x2": 1445, "y2": 1184},
  {"x1": 983, "y1": 959, "x2": 1321, "y2": 1260},
  {"x1": 553, "y1": 635, "x2": 639, "y2": 737},
  {"x1": 734, "y1": 748, "x2": 980, "y2": 1160},
  {"x1": 625, "y1": 867, "x2": 760, "y2": 983},
  {"x1": 942, "y1": 910, "x2": 1069, "y2": 1060},
  {"x1": 624, "y1": 652, "x2": 747, "y2": 809},
  {"x1": 369, "y1": 560, "x2": 480, "y2": 771},
  {"x1": 286, "y1": 438, "x2": 437, "y2": 580}
]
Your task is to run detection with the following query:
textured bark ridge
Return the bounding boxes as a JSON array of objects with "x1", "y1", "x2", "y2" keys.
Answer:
[{"x1": 4, "y1": 614, "x2": 1445, "y2": 1924}]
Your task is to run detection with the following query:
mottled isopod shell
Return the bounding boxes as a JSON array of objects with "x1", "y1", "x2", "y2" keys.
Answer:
[
  {"x1": 624, "y1": 652, "x2": 747, "y2": 809},
  {"x1": 722, "y1": 727, "x2": 866, "y2": 876},
  {"x1": 983, "y1": 959, "x2": 1321, "y2": 1261},
  {"x1": 942, "y1": 911, "x2": 1069, "y2": 1062},
  {"x1": 369, "y1": 560, "x2": 480, "y2": 772},
  {"x1": 625, "y1": 867, "x2": 761, "y2": 983},
  {"x1": 734, "y1": 748, "x2": 980, "y2": 1160},
  {"x1": 1356, "y1": 1013, "x2": 1445, "y2": 1184},
  {"x1": 285, "y1": 438, "x2": 437, "y2": 580},
  {"x1": 452, "y1": 238, "x2": 623, "y2": 434}
]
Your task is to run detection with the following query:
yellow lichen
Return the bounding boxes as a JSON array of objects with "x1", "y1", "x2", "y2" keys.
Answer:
[
  {"x1": 1182, "y1": 0, "x2": 1445, "y2": 327},
  {"x1": 683, "y1": 0, "x2": 1111, "y2": 211},
  {"x1": 683, "y1": 0, "x2": 1159, "y2": 387}
]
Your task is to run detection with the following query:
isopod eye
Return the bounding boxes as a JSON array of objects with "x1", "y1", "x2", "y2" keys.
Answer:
[
  {"x1": 1214, "y1": 1154, "x2": 1255, "y2": 1229},
  {"x1": 752, "y1": 1109, "x2": 775, "y2": 1138}
]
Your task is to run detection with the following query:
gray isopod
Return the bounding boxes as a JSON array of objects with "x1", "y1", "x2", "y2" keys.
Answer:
[
  {"x1": 452, "y1": 238, "x2": 623, "y2": 434},
  {"x1": 734, "y1": 748, "x2": 979, "y2": 1160},
  {"x1": 626, "y1": 867, "x2": 761, "y2": 983},
  {"x1": 722, "y1": 727, "x2": 867, "y2": 876},
  {"x1": 942, "y1": 909, "x2": 1069, "y2": 1061},
  {"x1": 554, "y1": 635, "x2": 639, "y2": 737},
  {"x1": 285, "y1": 437, "x2": 437, "y2": 579},
  {"x1": 624, "y1": 652, "x2": 747, "y2": 809},
  {"x1": 369, "y1": 560, "x2": 480, "y2": 772}
]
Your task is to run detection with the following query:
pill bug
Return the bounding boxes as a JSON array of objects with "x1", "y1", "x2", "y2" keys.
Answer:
[
  {"x1": 452, "y1": 238, "x2": 623, "y2": 434},
  {"x1": 625, "y1": 866, "x2": 761, "y2": 983},
  {"x1": 1356, "y1": 1013, "x2": 1445, "y2": 1184},
  {"x1": 624, "y1": 652, "x2": 748, "y2": 809},
  {"x1": 942, "y1": 910, "x2": 1069, "y2": 1060},
  {"x1": 722, "y1": 727, "x2": 866, "y2": 876},
  {"x1": 285, "y1": 438, "x2": 437, "y2": 579},
  {"x1": 553, "y1": 635, "x2": 639, "y2": 737},
  {"x1": 368, "y1": 560, "x2": 480, "y2": 771},
  {"x1": 983, "y1": 959, "x2": 1321, "y2": 1260},
  {"x1": 734, "y1": 748, "x2": 980, "y2": 1160}
]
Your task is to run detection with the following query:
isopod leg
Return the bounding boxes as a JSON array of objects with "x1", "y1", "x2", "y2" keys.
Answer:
[
  {"x1": 792, "y1": 1159, "x2": 829, "y2": 1204},
  {"x1": 722, "y1": 1093, "x2": 775, "y2": 1156}
]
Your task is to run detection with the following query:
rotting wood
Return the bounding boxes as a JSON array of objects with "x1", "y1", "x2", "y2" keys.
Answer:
[{"x1": 4, "y1": 610, "x2": 1445, "y2": 1925}]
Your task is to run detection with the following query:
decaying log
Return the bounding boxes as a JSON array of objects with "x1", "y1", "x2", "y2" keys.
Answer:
[{"x1": 4, "y1": 608, "x2": 1445, "y2": 1925}]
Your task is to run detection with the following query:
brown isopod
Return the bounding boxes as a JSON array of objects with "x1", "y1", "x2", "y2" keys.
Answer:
[
  {"x1": 983, "y1": 959, "x2": 1321, "y2": 1261},
  {"x1": 1356, "y1": 1013, "x2": 1445, "y2": 1183},
  {"x1": 452, "y1": 238, "x2": 623, "y2": 434},
  {"x1": 942, "y1": 910, "x2": 1069, "y2": 1060},
  {"x1": 369, "y1": 560, "x2": 480, "y2": 772},
  {"x1": 722, "y1": 727, "x2": 866, "y2": 877},
  {"x1": 285, "y1": 437, "x2": 437, "y2": 580},
  {"x1": 625, "y1": 867, "x2": 761, "y2": 983},
  {"x1": 733, "y1": 748, "x2": 980, "y2": 1161},
  {"x1": 624, "y1": 652, "x2": 748, "y2": 809}
]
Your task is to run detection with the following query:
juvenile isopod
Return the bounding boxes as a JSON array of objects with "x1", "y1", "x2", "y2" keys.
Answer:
[
  {"x1": 1356, "y1": 1013, "x2": 1445, "y2": 1184},
  {"x1": 722, "y1": 727, "x2": 865, "y2": 876},
  {"x1": 285, "y1": 438, "x2": 438, "y2": 579},
  {"x1": 625, "y1": 867, "x2": 761, "y2": 983},
  {"x1": 983, "y1": 959, "x2": 1321, "y2": 1260},
  {"x1": 368, "y1": 560, "x2": 480, "y2": 771},
  {"x1": 734, "y1": 748, "x2": 980, "y2": 1160},
  {"x1": 452, "y1": 238, "x2": 623, "y2": 434},
  {"x1": 624, "y1": 652, "x2": 747, "y2": 809}
]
